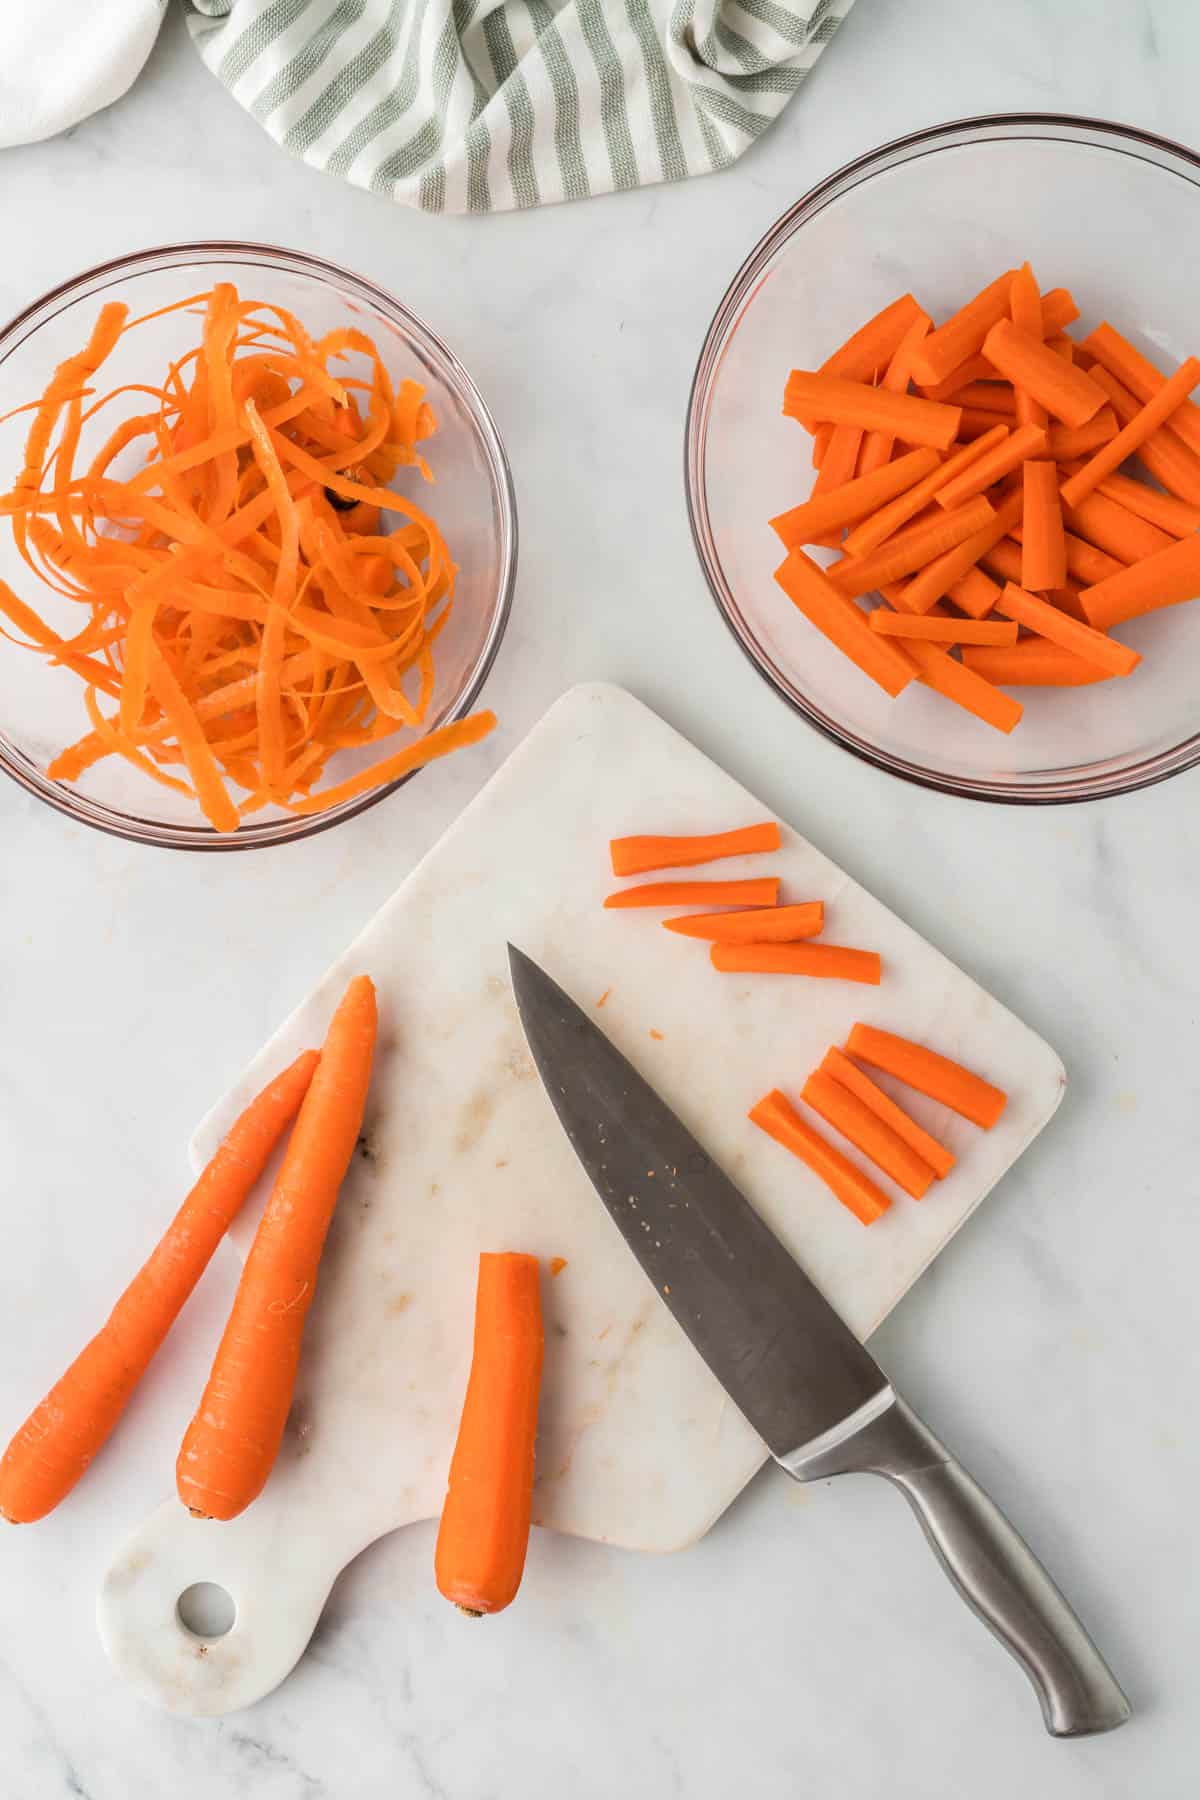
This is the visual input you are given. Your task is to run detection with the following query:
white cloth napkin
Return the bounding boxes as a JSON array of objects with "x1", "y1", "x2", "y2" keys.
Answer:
[{"x1": 0, "y1": 0, "x2": 167, "y2": 149}]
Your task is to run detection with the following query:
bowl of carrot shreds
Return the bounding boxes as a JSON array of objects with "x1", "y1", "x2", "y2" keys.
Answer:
[
  {"x1": 687, "y1": 115, "x2": 1200, "y2": 802},
  {"x1": 0, "y1": 243, "x2": 515, "y2": 846}
]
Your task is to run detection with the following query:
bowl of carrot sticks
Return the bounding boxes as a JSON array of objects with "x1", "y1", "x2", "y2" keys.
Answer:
[
  {"x1": 686, "y1": 115, "x2": 1200, "y2": 802},
  {"x1": 0, "y1": 244, "x2": 516, "y2": 847}
]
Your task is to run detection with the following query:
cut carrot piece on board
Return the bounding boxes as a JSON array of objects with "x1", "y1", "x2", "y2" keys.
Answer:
[
  {"x1": 1021, "y1": 461, "x2": 1067, "y2": 590},
  {"x1": 910, "y1": 270, "x2": 1017, "y2": 387},
  {"x1": 1079, "y1": 534, "x2": 1200, "y2": 630},
  {"x1": 604, "y1": 877, "x2": 780, "y2": 910},
  {"x1": 662, "y1": 902, "x2": 823, "y2": 943},
  {"x1": 711, "y1": 942, "x2": 881, "y2": 984},
  {"x1": 997, "y1": 583, "x2": 1140, "y2": 677},
  {"x1": 1060, "y1": 356, "x2": 1200, "y2": 506},
  {"x1": 609, "y1": 823, "x2": 780, "y2": 878},
  {"x1": 961, "y1": 642, "x2": 1114, "y2": 686},
  {"x1": 784, "y1": 372, "x2": 961, "y2": 451},
  {"x1": 0, "y1": 1051, "x2": 319, "y2": 1525},
  {"x1": 1080, "y1": 322, "x2": 1200, "y2": 459},
  {"x1": 800, "y1": 1068, "x2": 935, "y2": 1200},
  {"x1": 549, "y1": 1257, "x2": 568, "y2": 1277},
  {"x1": 982, "y1": 320, "x2": 1107, "y2": 427},
  {"x1": 774, "y1": 549, "x2": 916, "y2": 696},
  {"x1": 827, "y1": 496, "x2": 995, "y2": 598},
  {"x1": 934, "y1": 423, "x2": 1047, "y2": 510},
  {"x1": 769, "y1": 448, "x2": 941, "y2": 550},
  {"x1": 901, "y1": 637, "x2": 1024, "y2": 733},
  {"x1": 846, "y1": 1025, "x2": 1008, "y2": 1129},
  {"x1": 868, "y1": 611, "x2": 1017, "y2": 645},
  {"x1": 177, "y1": 976, "x2": 377, "y2": 1520},
  {"x1": 435, "y1": 1253, "x2": 543, "y2": 1616},
  {"x1": 820, "y1": 1046, "x2": 956, "y2": 1179},
  {"x1": 749, "y1": 1090, "x2": 891, "y2": 1226},
  {"x1": 842, "y1": 428, "x2": 1006, "y2": 558}
]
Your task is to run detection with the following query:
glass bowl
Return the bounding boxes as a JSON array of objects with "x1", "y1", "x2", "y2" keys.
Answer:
[
  {"x1": 686, "y1": 115, "x2": 1200, "y2": 803},
  {"x1": 0, "y1": 243, "x2": 516, "y2": 849}
]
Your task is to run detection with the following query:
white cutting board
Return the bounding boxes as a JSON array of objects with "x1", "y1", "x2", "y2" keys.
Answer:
[{"x1": 98, "y1": 684, "x2": 1065, "y2": 1714}]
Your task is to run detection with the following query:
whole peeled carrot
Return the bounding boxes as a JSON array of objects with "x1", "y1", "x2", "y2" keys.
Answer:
[
  {"x1": 177, "y1": 975, "x2": 377, "y2": 1521},
  {"x1": 436, "y1": 1252, "x2": 544, "y2": 1616},
  {"x1": 0, "y1": 1050, "x2": 319, "y2": 1524}
]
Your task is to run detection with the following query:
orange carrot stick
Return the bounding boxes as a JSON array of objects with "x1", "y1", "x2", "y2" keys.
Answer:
[
  {"x1": 1045, "y1": 581, "x2": 1089, "y2": 622},
  {"x1": 956, "y1": 407, "x2": 1018, "y2": 441},
  {"x1": 774, "y1": 549, "x2": 916, "y2": 696},
  {"x1": 795, "y1": 293, "x2": 928, "y2": 431},
  {"x1": 820, "y1": 1046, "x2": 956, "y2": 1179},
  {"x1": 1020, "y1": 461, "x2": 1067, "y2": 590},
  {"x1": 1061, "y1": 356, "x2": 1200, "y2": 507},
  {"x1": 981, "y1": 320, "x2": 1107, "y2": 427},
  {"x1": 177, "y1": 975, "x2": 377, "y2": 1520},
  {"x1": 0, "y1": 1052, "x2": 319, "y2": 1525},
  {"x1": 868, "y1": 610, "x2": 1017, "y2": 644},
  {"x1": 711, "y1": 942, "x2": 881, "y2": 984},
  {"x1": 827, "y1": 495, "x2": 995, "y2": 597},
  {"x1": 1040, "y1": 288, "x2": 1080, "y2": 334},
  {"x1": 997, "y1": 583, "x2": 1140, "y2": 677},
  {"x1": 783, "y1": 372, "x2": 961, "y2": 451},
  {"x1": 960, "y1": 642, "x2": 1113, "y2": 686},
  {"x1": 1004, "y1": 525, "x2": 1124, "y2": 589},
  {"x1": 434, "y1": 1252, "x2": 543, "y2": 1616},
  {"x1": 1079, "y1": 323, "x2": 1200, "y2": 459},
  {"x1": 1045, "y1": 409, "x2": 1119, "y2": 460},
  {"x1": 916, "y1": 354, "x2": 1003, "y2": 403},
  {"x1": 943, "y1": 382, "x2": 1016, "y2": 416},
  {"x1": 842, "y1": 427, "x2": 1007, "y2": 557},
  {"x1": 800, "y1": 1069, "x2": 935, "y2": 1200},
  {"x1": 1079, "y1": 534, "x2": 1200, "y2": 630},
  {"x1": 846, "y1": 1025, "x2": 1007, "y2": 1129},
  {"x1": 1060, "y1": 491, "x2": 1174, "y2": 565},
  {"x1": 609, "y1": 822, "x2": 780, "y2": 878},
  {"x1": 1009, "y1": 263, "x2": 1048, "y2": 431},
  {"x1": 1085, "y1": 362, "x2": 1200, "y2": 505},
  {"x1": 604, "y1": 877, "x2": 780, "y2": 910},
  {"x1": 892, "y1": 489, "x2": 1024, "y2": 615},
  {"x1": 947, "y1": 564, "x2": 1002, "y2": 620},
  {"x1": 769, "y1": 448, "x2": 940, "y2": 550},
  {"x1": 900, "y1": 638, "x2": 1024, "y2": 734},
  {"x1": 748, "y1": 1090, "x2": 891, "y2": 1226},
  {"x1": 1093, "y1": 474, "x2": 1200, "y2": 539},
  {"x1": 811, "y1": 422, "x2": 835, "y2": 468},
  {"x1": 858, "y1": 312, "x2": 932, "y2": 476},
  {"x1": 935, "y1": 422, "x2": 1047, "y2": 510},
  {"x1": 808, "y1": 422, "x2": 864, "y2": 503},
  {"x1": 911, "y1": 270, "x2": 1017, "y2": 387},
  {"x1": 662, "y1": 902, "x2": 823, "y2": 943}
]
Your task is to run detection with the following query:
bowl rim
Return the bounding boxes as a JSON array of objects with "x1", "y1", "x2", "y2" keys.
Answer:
[
  {"x1": 0, "y1": 240, "x2": 517, "y2": 850},
  {"x1": 684, "y1": 112, "x2": 1200, "y2": 806}
]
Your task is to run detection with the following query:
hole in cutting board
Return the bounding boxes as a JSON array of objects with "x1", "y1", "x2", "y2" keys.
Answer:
[{"x1": 176, "y1": 1581, "x2": 236, "y2": 1640}]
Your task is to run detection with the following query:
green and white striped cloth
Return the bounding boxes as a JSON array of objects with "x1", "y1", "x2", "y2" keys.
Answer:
[{"x1": 187, "y1": 0, "x2": 854, "y2": 213}]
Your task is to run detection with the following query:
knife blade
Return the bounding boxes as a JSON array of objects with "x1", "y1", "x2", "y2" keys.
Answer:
[{"x1": 509, "y1": 945, "x2": 1130, "y2": 1738}]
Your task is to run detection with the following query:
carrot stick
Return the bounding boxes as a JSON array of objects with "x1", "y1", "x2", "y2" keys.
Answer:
[
  {"x1": 1009, "y1": 264, "x2": 1048, "y2": 431},
  {"x1": 910, "y1": 270, "x2": 1017, "y2": 387},
  {"x1": 1079, "y1": 534, "x2": 1200, "y2": 630},
  {"x1": 1079, "y1": 322, "x2": 1200, "y2": 458},
  {"x1": 808, "y1": 422, "x2": 864, "y2": 503},
  {"x1": 1060, "y1": 490, "x2": 1174, "y2": 565},
  {"x1": 981, "y1": 320, "x2": 1107, "y2": 427},
  {"x1": 1004, "y1": 525, "x2": 1125, "y2": 588},
  {"x1": 1020, "y1": 460, "x2": 1067, "y2": 590},
  {"x1": 794, "y1": 293, "x2": 928, "y2": 431},
  {"x1": 783, "y1": 372, "x2": 961, "y2": 451},
  {"x1": 609, "y1": 822, "x2": 780, "y2": 878},
  {"x1": 663, "y1": 901, "x2": 823, "y2": 943},
  {"x1": 895, "y1": 489, "x2": 1024, "y2": 615},
  {"x1": 960, "y1": 642, "x2": 1114, "y2": 686},
  {"x1": 1046, "y1": 580, "x2": 1089, "y2": 623},
  {"x1": 842, "y1": 428, "x2": 1007, "y2": 557},
  {"x1": 1093, "y1": 474, "x2": 1200, "y2": 539},
  {"x1": 1045, "y1": 334, "x2": 1076, "y2": 363},
  {"x1": 800, "y1": 1069, "x2": 935, "y2": 1200},
  {"x1": 1087, "y1": 363, "x2": 1200, "y2": 503},
  {"x1": 177, "y1": 975, "x2": 377, "y2": 1520},
  {"x1": 711, "y1": 942, "x2": 881, "y2": 984},
  {"x1": 820, "y1": 1046, "x2": 955, "y2": 1179},
  {"x1": 748, "y1": 1090, "x2": 891, "y2": 1226},
  {"x1": 858, "y1": 312, "x2": 932, "y2": 476},
  {"x1": 946, "y1": 564, "x2": 1002, "y2": 620},
  {"x1": 434, "y1": 1252, "x2": 543, "y2": 1616},
  {"x1": 868, "y1": 610, "x2": 1017, "y2": 644},
  {"x1": 0, "y1": 1052, "x2": 319, "y2": 1525},
  {"x1": 997, "y1": 583, "x2": 1140, "y2": 677},
  {"x1": 1040, "y1": 288, "x2": 1080, "y2": 334},
  {"x1": 1045, "y1": 409, "x2": 1119, "y2": 460},
  {"x1": 916, "y1": 354, "x2": 1003, "y2": 402},
  {"x1": 846, "y1": 1024, "x2": 1008, "y2": 1129},
  {"x1": 943, "y1": 382, "x2": 1016, "y2": 416},
  {"x1": 769, "y1": 448, "x2": 940, "y2": 550},
  {"x1": 933, "y1": 423, "x2": 1047, "y2": 510},
  {"x1": 811, "y1": 422, "x2": 835, "y2": 468},
  {"x1": 979, "y1": 537, "x2": 1023, "y2": 585},
  {"x1": 1060, "y1": 357, "x2": 1200, "y2": 507},
  {"x1": 774, "y1": 550, "x2": 916, "y2": 696},
  {"x1": 604, "y1": 877, "x2": 780, "y2": 910},
  {"x1": 899, "y1": 638, "x2": 1024, "y2": 734},
  {"x1": 956, "y1": 407, "x2": 1017, "y2": 441},
  {"x1": 827, "y1": 495, "x2": 995, "y2": 597}
]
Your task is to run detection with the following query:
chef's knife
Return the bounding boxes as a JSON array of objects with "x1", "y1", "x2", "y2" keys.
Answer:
[{"x1": 509, "y1": 946, "x2": 1129, "y2": 1738}]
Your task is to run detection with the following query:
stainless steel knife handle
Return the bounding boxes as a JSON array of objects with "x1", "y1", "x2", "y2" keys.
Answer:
[{"x1": 794, "y1": 1392, "x2": 1130, "y2": 1737}]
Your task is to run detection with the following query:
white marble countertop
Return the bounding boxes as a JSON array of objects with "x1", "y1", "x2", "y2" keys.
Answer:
[{"x1": 2, "y1": 2, "x2": 1198, "y2": 1795}]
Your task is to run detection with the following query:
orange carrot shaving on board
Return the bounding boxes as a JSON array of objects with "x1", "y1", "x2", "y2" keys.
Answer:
[
  {"x1": 710, "y1": 942, "x2": 881, "y2": 984},
  {"x1": 774, "y1": 550, "x2": 915, "y2": 696},
  {"x1": 997, "y1": 583, "x2": 1140, "y2": 677},
  {"x1": 784, "y1": 372, "x2": 961, "y2": 451},
  {"x1": 800, "y1": 1069, "x2": 935, "y2": 1200},
  {"x1": 1079, "y1": 535, "x2": 1200, "y2": 631},
  {"x1": 961, "y1": 643, "x2": 1114, "y2": 686},
  {"x1": 846, "y1": 1025, "x2": 1008, "y2": 1129},
  {"x1": 609, "y1": 823, "x2": 780, "y2": 878},
  {"x1": 662, "y1": 902, "x2": 823, "y2": 943},
  {"x1": 0, "y1": 1052, "x2": 319, "y2": 1525},
  {"x1": 981, "y1": 321, "x2": 1107, "y2": 428},
  {"x1": 177, "y1": 976, "x2": 377, "y2": 1520},
  {"x1": 435, "y1": 1252, "x2": 543, "y2": 1616},
  {"x1": 1020, "y1": 461, "x2": 1067, "y2": 590},
  {"x1": 910, "y1": 270, "x2": 1017, "y2": 388},
  {"x1": 549, "y1": 1257, "x2": 568, "y2": 1277},
  {"x1": 867, "y1": 611, "x2": 1017, "y2": 645},
  {"x1": 604, "y1": 877, "x2": 780, "y2": 910},
  {"x1": 749, "y1": 1090, "x2": 891, "y2": 1226},
  {"x1": 820, "y1": 1046, "x2": 955, "y2": 1179},
  {"x1": 769, "y1": 447, "x2": 940, "y2": 550}
]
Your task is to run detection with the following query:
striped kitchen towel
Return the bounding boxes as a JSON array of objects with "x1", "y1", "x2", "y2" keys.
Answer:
[{"x1": 187, "y1": 0, "x2": 854, "y2": 213}]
